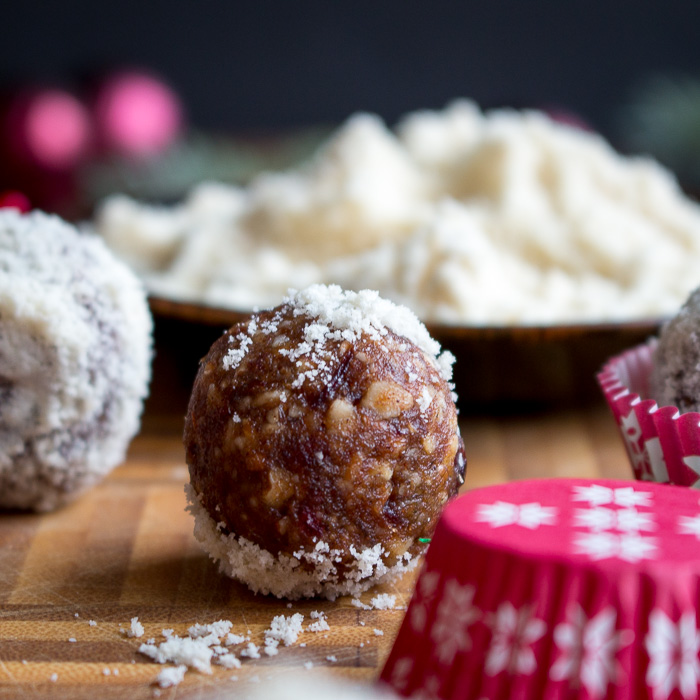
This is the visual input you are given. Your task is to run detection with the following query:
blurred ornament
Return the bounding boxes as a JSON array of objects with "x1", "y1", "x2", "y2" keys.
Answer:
[
  {"x1": 618, "y1": 73, "x2": 700, "y2": 189},
  {"x1": 3, "y1": 88, "x2": 92, "y2": 171},
  {"x1": 78, "y1": 127, "x2": 330, "y2": 209},
  {"x1": 543, "y1": 105, "x2": 592, "y2": 132},
  {"x1": 93, "y1": 71, "x2": 184, "y2": 158},
  {"x1": 0, "y1": 190, "x2": 30, "y2": 212}
]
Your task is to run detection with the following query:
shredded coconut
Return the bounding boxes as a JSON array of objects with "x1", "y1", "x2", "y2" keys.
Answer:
[
  {"x1": 138, "y1": 636, "x2": 214, "y2": 674},
  {"x1": 0, "y1": 210, "x2": 153, "y2": 512},
  {"x1": 188, "y1": 620, "x2": 232, "y2": 639},
  {"x1": 216, "y1": 653, "x2": 241, "y2": 669},
  {"x1": 88, "y1": 620, "x2": 97, "y2": 627},
  {"x1": 240, "y1": 643, "x2": 261, "y2": 659},
  {"x1": 185, "y1": 483, "x2": 419, "y2": 599},
  {"x1": 307, "y1": 611, "x2": 330, "y2": 633},
  {"x1": 264, "y1": 613, "x2": 305, "y2": 646},
  {"x1": 126, "y1": 617, "x2": 144, "y2": 638},
  {"x1": 225, "y1": 632, "x2": 246, "y2": 645},
  {"x1": 155, "y1": 665, "x2": 187, "y2": 688},
  {"x1": 370, "y1": 593, "x2": 397, "y2": 610},
  {"x1": 94, "y1": 102, "x2": 700, "y2": 327}
]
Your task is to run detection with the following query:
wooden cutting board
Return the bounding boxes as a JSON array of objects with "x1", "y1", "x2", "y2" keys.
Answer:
[{"x1": 0, "y1": 406, "x2": 630, "y2": 699}]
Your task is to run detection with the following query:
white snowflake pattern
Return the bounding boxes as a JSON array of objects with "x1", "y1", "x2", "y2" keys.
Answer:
[
  {"x1": 388, "y1": 657, "x2": 413, "y2": 692},
  {"x1": 414, "y1": 675, "x2": 442, "y2": 700},
  {"x1": 550, "y1": 605, "x2": 633, "y2": 698},
  {"x1": 616, "y1": 508, "x2": 656, "y2": 532},
  {"x1": 572, "y1": 484, "x2": 616, "y2": 507},
  {"x1": 620, "y1": 411, "x2": 669, "y2": 483},
  {"x1": 679, "y1": 514, "x2": 700, "y2": 540},
  {"x1": 573, "y1": 507, "x2": 656, "y2": 533},
  {"x1": 572, "y1": 483, "x2": 653, "y2": 509},
  {"x1": 475, "y1": 501, "x2": 558, "y2": 529},
  {"x1": 431, "y1": 580, "x2": 480, "y2": 665},
  {"x1": 475, "y1": 501, "x2": 518, "y2": 527},
  {"x1": 613, "y1": 486, "x2": 653, "y2": 508},
  {"x1": 646, "y1": 438, "x2": 670, "y2": 483},
  {"x1": 518, "y1": 502, "x2": 559, "y2": 528},
  {"x1": 485, "y1": 603, "x2": 546, "y2": 676},
  {"x1": 410, "y1": 570, "x2": 441, "y2": 633},
  {"x1": 573, "y1": 507, "x2": 616, "y2": 531},
  {"x1": 646, "y1": 610, "x2": 700, "y2": 700},
  {"x1": 572, "y1": 532, "x2": 658, "y2": 562}
]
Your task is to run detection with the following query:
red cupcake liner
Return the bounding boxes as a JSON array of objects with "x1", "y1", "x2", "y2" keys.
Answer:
[
  {"x1": 597, "y1": 340, "x2": 700, "y2": 488},
  {"x1": 381, "y1": 478, "x2": 700, "y2": 700}
]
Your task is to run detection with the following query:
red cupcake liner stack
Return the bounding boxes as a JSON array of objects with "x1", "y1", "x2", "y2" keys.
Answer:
[
  {"x1": 597, "y1": 339, "x2": 700, "y2": 488},
  {"x1": 381, "y1": 478, "x2": 700, "y2": 700}
]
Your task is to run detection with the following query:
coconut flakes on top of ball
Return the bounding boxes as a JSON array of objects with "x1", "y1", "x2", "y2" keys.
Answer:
[{"x1": 184, "y1": 284, "x2": 465, "y2": 599}]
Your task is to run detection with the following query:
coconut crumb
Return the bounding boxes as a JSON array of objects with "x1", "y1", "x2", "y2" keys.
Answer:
[
  {"x1": 240, "y1": 643, "x2": 261, "y2": 659},
  {"x1": 68, "y1": 638, "x2": 76, "y2": 643},
  {"x1": 216, "y1": 653, "x2": 241, "y2": 669},
  {"x1": 263, "y1": 641, "x2": 280, "y2": 657},
  {"x1": 185, "y1": 483, "x2": 419, "y2": 599},
  {"x1": 264, "y1": 613, "x2": 304, "y2": 646},
  {"x1": 370, "y1": 593, "x2": 397, "y2": 610},
  {"x1": 373, "y1": 628, "x2": 384, "y2": 636},
  {"x1": 138, "y1": 636, "x2": 214, "y2": 674},
  {"x1": 49, "y1": 673, "x2": 58, "y2": 682},
  {"x1": 226, "y1": 632, "x2": 247, "y2": 645},
  {"x1": 326, "y1": 655, "x2": 337, "y2": 663},
  {"x1": 125, "y1": 617, "x2": 145, "y2": 638},
  {"x1": 304, "y1": 661, "x2": 314, "y2": 670},
  {"x1": 155, "y1": 665, "x2": 187, "y2": 689},
  {"x1": 88, "y1": 620, "x2": 97, "y2": 627},
  {"x1": 307, "y1": 611, "x2": 330, "y2": 633}
]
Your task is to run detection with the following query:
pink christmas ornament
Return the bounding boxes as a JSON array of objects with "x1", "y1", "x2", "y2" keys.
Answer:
[
  {"x1": 382, "y1": 478, "x2": 700, "y2": 699},
  {"x1": 4, "y1": 89, "x2": 92, "y2": 170},
  {"x1": 0, "y1": 190, "x2": 30, "y2": 212},
  {"x1": 93, "y1": 71, "x2": 183, "y2": 157}
]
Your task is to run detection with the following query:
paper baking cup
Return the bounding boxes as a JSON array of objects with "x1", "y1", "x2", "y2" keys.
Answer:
[
  {"x1": 597, "y1": 340, "x2": 700, "y2": 487},
  {"x1": 381, "y1": 478, "x2": 700, "y2": 700}
]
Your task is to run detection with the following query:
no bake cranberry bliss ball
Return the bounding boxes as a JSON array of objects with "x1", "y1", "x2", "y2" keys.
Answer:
[
  {"x1": 184, "y1": 284, "x2": 465, "y2": 599},
  {"x1": 0, "y1": 210, "x2": 152, "y2": 511}
]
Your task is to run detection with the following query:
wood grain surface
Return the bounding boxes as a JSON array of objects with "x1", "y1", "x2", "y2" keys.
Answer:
[{"x1": 0, "y1": 399, "x2": 631, "y2": 700}]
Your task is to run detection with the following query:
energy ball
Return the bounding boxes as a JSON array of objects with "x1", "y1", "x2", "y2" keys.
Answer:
[
  {"x1": 184, "y1": 284, "x2": 465, "y2": 599},
  {"x1": 0, "y1": 210, "x2": 152, "y2": 511},
  {"x1": 651, "y1": 286, "x2": 700, "y2": 413}
]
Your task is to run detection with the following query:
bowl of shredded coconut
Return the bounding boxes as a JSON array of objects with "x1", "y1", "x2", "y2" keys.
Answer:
[{"x1": 92, "y1": 99, "x2": 698, "y2": 404}]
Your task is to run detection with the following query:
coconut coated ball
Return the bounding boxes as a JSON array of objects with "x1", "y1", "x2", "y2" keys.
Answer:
[
  {"x1": 0, "y1": 210, "x2": 152, "y2": 511},
  {"x1": 651, "y1": 286, "x2": 700, "y2": 413},
  {"x1": 184, "y1": 284, "x2": 465, "y2": 599}
]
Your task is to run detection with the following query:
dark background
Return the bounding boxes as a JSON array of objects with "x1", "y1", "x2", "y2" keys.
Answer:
[{"x1": 2, "y1": 1, "x2": 699, "y2": 140}]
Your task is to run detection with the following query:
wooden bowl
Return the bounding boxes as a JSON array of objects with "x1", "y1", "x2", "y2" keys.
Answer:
[{"x1": 148, "y1": 296, "x2": 662, "y2": 413}]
